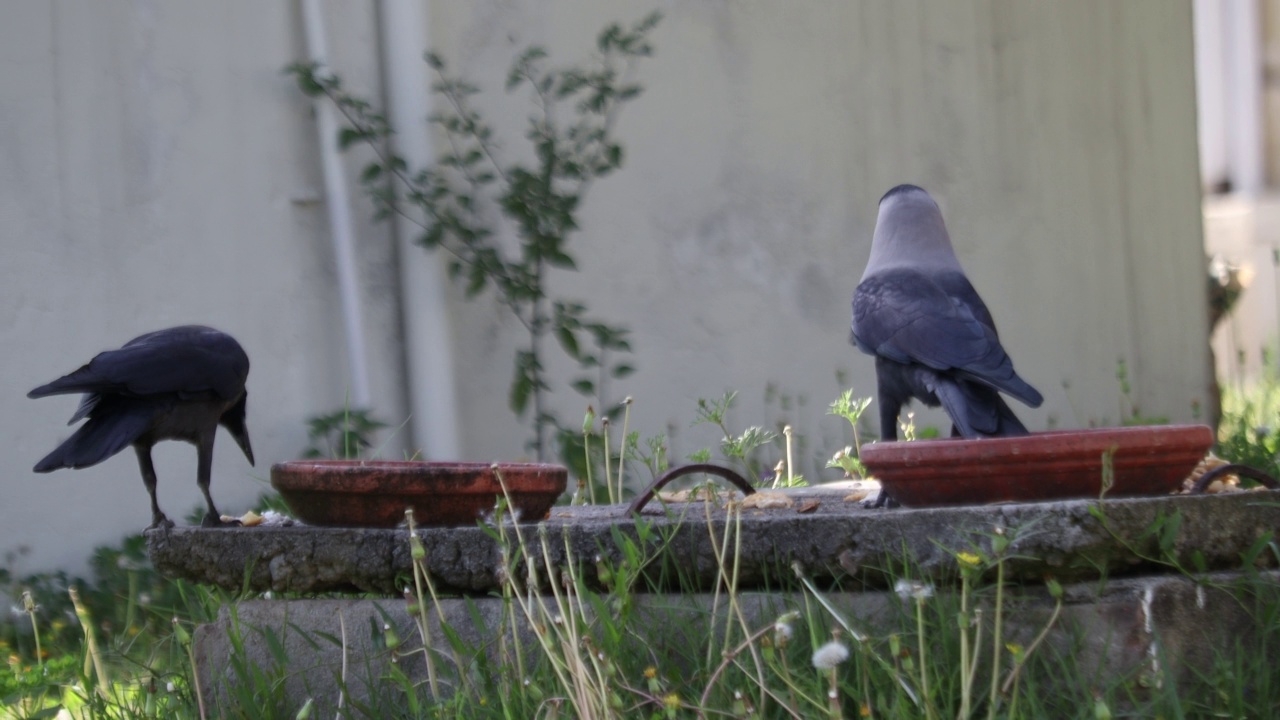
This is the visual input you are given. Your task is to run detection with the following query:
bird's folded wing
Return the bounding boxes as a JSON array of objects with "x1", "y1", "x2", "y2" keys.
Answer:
[
  {"x1": 28, "y1": 339, "x2": 247, "y2": 402},
  {"x1": 853, "y1": 270, "x2": 1040, "y2": 406}
]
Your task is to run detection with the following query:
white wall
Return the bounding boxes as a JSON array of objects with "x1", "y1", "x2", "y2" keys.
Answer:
[
  {"x1": 431, "y1": 1, "x2": 1209, "y2": 459},
  {"x1": 0, "y1": 2, "x2": 409, "y2": 575},
  {"x1": 0, "y1": 1, "x2": 1208, "y2": 577}
]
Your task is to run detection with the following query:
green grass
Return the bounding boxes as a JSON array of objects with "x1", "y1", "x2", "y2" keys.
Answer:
[
  {"x1": 3, "y1": 498, "x2": 1278, "y2": 719},
  {"x1": 4, "y1": 386, "x2": 1280, "y2": 718}
]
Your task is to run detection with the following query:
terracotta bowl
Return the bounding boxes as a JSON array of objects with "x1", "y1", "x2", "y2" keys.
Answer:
[
  {"x1": 859, "y1": 425, "x2": 1214, "y2": 507},
  {"x1": 270, "y1": 460, "x2": 568, "y2": 527}
]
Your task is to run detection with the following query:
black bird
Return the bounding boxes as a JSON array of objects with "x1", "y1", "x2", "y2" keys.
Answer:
[
  {"x1": 852, "y1": 185, "x2": 1043, "y2": 441},
  {"x1": 29, "y1": 325, "x2": 254, "y2": 528}
]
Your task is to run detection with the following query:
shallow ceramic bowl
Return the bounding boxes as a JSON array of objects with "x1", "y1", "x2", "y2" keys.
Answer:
[
  {"x1": 859, "y1": 425, "x2": 1214, "y2": 507},
  {"x1": 270, "y1": 460, "x2": 568, "y2": 527}
]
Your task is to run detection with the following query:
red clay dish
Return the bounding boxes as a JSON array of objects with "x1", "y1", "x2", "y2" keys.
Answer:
[
  {"x1": 859, "y1": 425, "x2": 1214, "y2": 507},
  {"x1": 270, "y1": 460, "x2": 568, "y2": 527}
]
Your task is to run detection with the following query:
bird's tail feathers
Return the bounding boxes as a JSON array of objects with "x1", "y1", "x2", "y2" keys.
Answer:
[
  {"x1": 992, "y1": 395, "x2": 1030, "y2": 436},
  {"x1": 961, "y1": 369, "x2": 1044, "y2": 409},
  {"x1": 28, "y1": 364, "x2": 115, "y2": 399},
  {"x1": 32, "y1": 407, "x2": 153, "y2": 472},
  {"x1": 935, "y1": 379, "x2": 1030, "y2": 438},
  {"x1": 1000, "y1": 374, "x2": 1044, "y2": 408}
]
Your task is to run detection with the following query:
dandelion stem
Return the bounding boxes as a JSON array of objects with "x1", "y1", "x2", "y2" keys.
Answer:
[
  {"x1": 405, "y1": 510, "x2": 440, "y2": 699},
  {"x1": 617, "y1": 397, "x2": 633, "y2": 501},
  {"x1": 784, "y1": 425, "x2": 794, "y2": 486},
  {"x1": 69, "y1": 587, "x2": 111, "y2": 701},
  {"x1": 603, "y1": 418, "x2": 615, "y2": 504},
  {"x1": 987, "y1": 559, "x2": 1006, "y2": 720},
  {"x1": 1000, "y1": 596, "x2": 1063, "y2": 695}
]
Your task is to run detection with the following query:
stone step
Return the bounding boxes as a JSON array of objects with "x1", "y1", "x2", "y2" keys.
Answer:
[
  {"x1": 192, "y1": 570, "x2": 1280, "y2": 716},
  {"x1": 147, "y1": 487, "x2": 1280, "y2": 595}
]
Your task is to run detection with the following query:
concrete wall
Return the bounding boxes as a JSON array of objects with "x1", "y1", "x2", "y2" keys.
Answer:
[
  {"x1": 0, "y1": 1, "x2": 1208, "y2": 576},
  {"x1": 434, "y1": 1, "x2": 1209, "y2": 456},
  {"x1": 0, "y1": 2, "x2": 410, "y2": 574}
]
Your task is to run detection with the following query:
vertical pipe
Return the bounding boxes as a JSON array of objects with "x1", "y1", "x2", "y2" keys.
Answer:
[
  {"x1": 1194, "y1": 0, "x2": 1229, "y2": 190},
  {"x1": 299, "y1": 0, "x2": 373, "y2": 409},
  {"x1": 378, "y1": 0, "x2": 461, "y2": 458},
  {"x1": 1227, "y1": 0, "x2": 1264, "y2": 195}
]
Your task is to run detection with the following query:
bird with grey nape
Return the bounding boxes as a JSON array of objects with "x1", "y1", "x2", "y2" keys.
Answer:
[
  {"x1": 851, "y1": 184, "x2": 1043, "y2": 442},
  {"x1": 29, "y1": 325, "x2": 254, "y2": 529}
]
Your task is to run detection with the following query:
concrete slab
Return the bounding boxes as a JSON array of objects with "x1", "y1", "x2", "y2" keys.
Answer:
[
  {"x1": 148, "y1": 488, "x2": 1280, "y2": 595},
  {"x1": 192, "y1": 571, "x2": 1280, "y2": 716}
]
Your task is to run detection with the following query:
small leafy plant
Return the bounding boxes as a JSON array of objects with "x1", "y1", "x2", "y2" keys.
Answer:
[
  {"x1": 287, "y1": 12, "x2": 661, "y2": 460},
  {"x1": 302, "y1": 407, "x2": 388, "y2": 460}
]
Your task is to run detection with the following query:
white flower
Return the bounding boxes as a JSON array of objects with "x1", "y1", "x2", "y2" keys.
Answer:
[
  {"x1": 773, "y1": 620, "x2": 794, "y2": 644},
  {"x1": 894, "y1": 579, "x2": 934, "y2": 602},
  {"x1": 812, "y1": 641, "x2": 850, "y2": 670},
  {"x1": 166, "y1": 681, "x2": 176, "y2": 693}
]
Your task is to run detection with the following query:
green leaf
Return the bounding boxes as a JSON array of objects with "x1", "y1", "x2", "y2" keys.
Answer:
[
  {"x1": 511, "y1": 368, "x2": 533, "y2": 415},
  {"x1": 571, "y1": 379, "x2": 595, "y2": 396},
  {"x1": 338, "y1": 127, "x2": 365, "y2": 150},
  {"x1": 545, "y1": 249, "x2": 577, "y2": 270},
  {"x1": 421, "y1": 224, "x2": 445, "y2": 248},
  {"x1": 555, "y1": 325, "x2": 581, "y2": 359},
  {"x1": 606, "y1": 143, "x2": 624, "y2": 167},
  {"x1": 360, "y1": 163, "x2": 384, "y2": 183},
  {"x1": 611, "y1": 364, "x2": 635, "y2": 379}
]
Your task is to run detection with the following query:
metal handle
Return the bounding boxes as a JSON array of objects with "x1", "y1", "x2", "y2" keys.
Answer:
[
  {"x1": 625, "y1": 463, "x2": 756, "y2": 515},
  {"x1": 1190, "y1": 463, "x2": 1279, "y2": 494}
]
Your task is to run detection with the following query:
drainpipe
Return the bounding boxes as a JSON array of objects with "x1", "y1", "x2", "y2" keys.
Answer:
[
  {"x1": 377, "y1": 0, "x2": 462, "y2": 458},
  {"x1": 299, "y1": 0, "x2": 373, "y2": 409}
]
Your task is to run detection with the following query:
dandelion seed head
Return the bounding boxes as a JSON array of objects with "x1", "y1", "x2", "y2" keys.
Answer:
[
  {"x1": 894, "y1": 579, "x2": 934, "y2": 601},
  {"x1": 812, "y1": 641, "x2": 850, "y2": 670}
]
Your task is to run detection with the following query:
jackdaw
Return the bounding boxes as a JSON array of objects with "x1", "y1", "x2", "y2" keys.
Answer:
[
  {"x1": 851, "y1": 184, "x2": 1043, "y2": 441},
  {"x1": 29, "y1": 325, "x2": 254, "y2": 528}
]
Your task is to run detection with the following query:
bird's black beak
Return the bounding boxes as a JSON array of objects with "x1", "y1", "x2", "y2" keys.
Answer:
[{"x1": 220, "y1": 391, "x2": 255, "y2": 466}]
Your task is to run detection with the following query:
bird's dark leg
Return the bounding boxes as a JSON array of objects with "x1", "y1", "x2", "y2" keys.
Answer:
[
  {"x1": 876, "y1": 383, "x2": 900, "y2": 442},
  {"x1": 878, "y1": 402, "x2": 900, "y2": 442},
  {"x1": 196, "y1": 431, "x2": 235, "y2": 528},
  {"x1": 134, "y1": 445, "x2": 173, "y2": 529},
  {"x1": 874, "y1": 358, "x2": 903, "y2": 442},
  {"x1": 871, "y1": 386, "x2": 901, "y2": 509}
]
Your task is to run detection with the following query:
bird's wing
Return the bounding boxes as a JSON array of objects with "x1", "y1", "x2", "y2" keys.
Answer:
[
  {"x1": 853, "y1": 269, "x2": 1041, "y2": 406},
  {"x1": 32, "y1": 398, "x2": 166, "y2": 471},
  {"x1": 29, "y1": 327, "x2": 249, "y2": 402}
]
